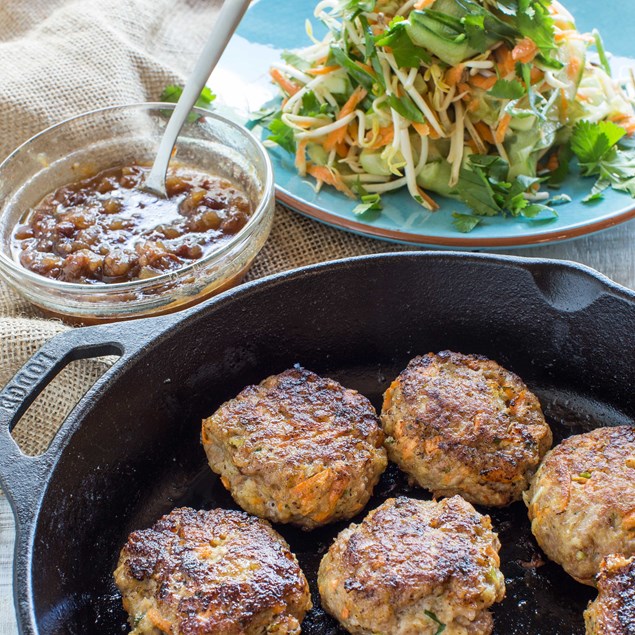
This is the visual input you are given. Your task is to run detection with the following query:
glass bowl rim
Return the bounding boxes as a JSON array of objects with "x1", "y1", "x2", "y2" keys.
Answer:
[{"x1": 0, "y1": 102, "x2": 275, "y2": 294}]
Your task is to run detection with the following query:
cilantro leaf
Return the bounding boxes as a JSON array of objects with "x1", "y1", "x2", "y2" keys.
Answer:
[
  {"x1": 570, "y1": 120, "x2": 626, "y2": 170},
  {"x1": 516, "y1": 0, "x2": 556, "y2": 56},
  {"x1": 568, "y1": 120, "x2": 635, "y2": 204},
  {"x1": 489, "y1": 79, "x2": 526, "y2": 100},
  {"x1": 456, "y1": 0, "x2": 518, "y2": 44},
  {"x1": 462, "y1": 14, "x2": 487, "y2": 51},
  {"x1": 267, "y1": 114, "x2": 296, "y2": 154},
  {"x1": 160, "y1": 85, "x2": 216, "y2": 122},
  {"x1": 456, "y1": 162, "x2": 501, "y2": 216},
  {"x1": 468, "y1": 155, "x2": 509, "y2": 183},
  {"x1": 375, "y1": 18, "x2": 431, "y2": 68},
  {"x1": 300, "y1": 91, "x2": 326, "y2": 117},
  {"x1": 454, "y1": 154, "x2": 558, "y2": 224},
  {"x1": 452, "y1": 212, "x2": 483, "y2": 232}
]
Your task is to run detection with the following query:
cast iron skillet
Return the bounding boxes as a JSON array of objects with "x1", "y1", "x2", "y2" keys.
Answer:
[{"x1": 1, "y1": 252, "x2": 635, "y2": 635}]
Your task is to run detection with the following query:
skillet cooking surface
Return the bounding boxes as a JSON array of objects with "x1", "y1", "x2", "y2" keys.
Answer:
[
  {"x1": 92, "y1": 381, "x2": 601, "y2": 635},
  {"x1": 3, "y1": 253, "x2": 635, "y2": 635}
]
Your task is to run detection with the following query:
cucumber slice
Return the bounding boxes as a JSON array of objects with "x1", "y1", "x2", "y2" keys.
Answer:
[
  {"x1": 416, "y1": 159, "x2": 455, "y2": 196},
  {"x1": 322, "y1": 74, "x2": 349, "y2": 96},
  {"x1": 406, "y1": 0, "x2": 498, "y2": 66},
  {"x1": 307, "y1": 144, "x2": 328, "y2": 166},
  {"x1": 360, "y1": 150, "x2": 392, "y2": 176}
]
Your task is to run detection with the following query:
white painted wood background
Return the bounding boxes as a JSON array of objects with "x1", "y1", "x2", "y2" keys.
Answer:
[{"x1": 2, "y1": 218, "x2": 635, "y2": 633}]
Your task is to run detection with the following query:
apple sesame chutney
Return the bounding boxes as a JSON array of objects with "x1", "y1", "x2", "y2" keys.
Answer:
[{"x1": 11, "y1": 163, "x2": 253, "y2": 284}]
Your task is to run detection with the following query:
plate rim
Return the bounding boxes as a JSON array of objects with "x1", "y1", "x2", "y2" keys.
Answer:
[{"x1": 275, "y1": 184, "x2": 635, "y2": 247}]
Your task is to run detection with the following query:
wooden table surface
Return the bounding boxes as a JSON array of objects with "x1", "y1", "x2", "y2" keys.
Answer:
[{"x1": 2, "y1": 218, "x2": 635, "y2": 634}]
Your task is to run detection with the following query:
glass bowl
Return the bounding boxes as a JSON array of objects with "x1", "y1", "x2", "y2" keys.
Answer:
[{"x1": 0, "y1": 103, "x2": 274, "y2": 323}]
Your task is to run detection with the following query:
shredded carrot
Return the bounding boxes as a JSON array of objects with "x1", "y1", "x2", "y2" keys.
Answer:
[
  {"x1": 289, "y1": 469, "x2": 348, "y2": 522},
  {"x1": 335, "y1": 142, "x2": 349, "y2": 158},
  {"x1": 475, "y1": 121, "x2": 495, "y2": 144},
  {"x1": 384, "y1": 382, "x2": 398, "y2": 410},
  {"x1": 417, "y1": 186, "x2": 440, "y2": 210},
  {"x1": 444, "y1": 64, "x2": 465, "y2": 87},
  {"x1": 269, "y1": 68, "x2": 300, "y2": 96},
  {"x1": 295, "y1": 140, "x2": 308, "y2": 176},
  {"x1": 147, "y1": 609, "x2": 172, "y2": 632},
  {"x1": 289, "y1": 470, "x2": 330, "y2": 499},
  {"x1": 470, "y1": 74, "x2": 497, "y2": 90},
  {"x1": 324, "y1": 130, "x2": 344, "y2": 153},
  {"x1": 567, "y1": 56, "x2": 581, "y2": 80},
  {"x1": 428, "y1": 126, "x2": 441, "y2": 140},
  {"x1": 495, "y1": 45, "x2": 516, "y2": 76},
  {"x1": 495, "y1": 113, "x2": 512, "y2": 144},
  {"x1": 324, "y1": 86, "x2": 367, "y2": 151},
  {"x1": 467, "y1": 138, "x2": 480, "y2": 153},
  {"x1": 458, "y1": 82, "x2": 471, "y2": 96},
  {"x1": 306, "y1": 65, "x2": 340, "y2": 76},
  {"x1": 414, "y1": 0, "x2": 435, "y2": 7},
  {"x1": 512, "y1": 37, "x2": 539, "y2": 64},
  {"x1": 370, "y1": 125, "x2": 395, "y2": 149},
  {"x1": 412, "y1": 122, "x2": 430, "y2": 137},
  {"x1": 307, "y1": 165, "x2": 355, "y2": 198}
]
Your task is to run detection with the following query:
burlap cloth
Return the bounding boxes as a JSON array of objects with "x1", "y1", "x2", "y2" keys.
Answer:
[{"x1": 0, "y1": 0, "x2": 417, "y2": 456}]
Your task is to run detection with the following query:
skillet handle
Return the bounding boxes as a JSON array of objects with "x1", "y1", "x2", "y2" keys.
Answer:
[{"x1": 0, "y1": 318, "x2": 165, "y2": 526}]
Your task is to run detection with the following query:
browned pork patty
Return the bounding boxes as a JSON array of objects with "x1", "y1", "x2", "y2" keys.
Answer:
[
  {"x1": 525, "y1": 426, "x2": 635, "y2": 586},
  {"x1": 202, "y1": 366, "x2": 387, "y2": 529},
  {"x1": 318, "y1": 496, "x2": 505, "y2": 635},
  {"x1": 381, "y1": 351, "x2": 553, "y2": 507},
  {"x1": 585, "y1": 554, "x2": 635, "y2": 634},
  {"x1": 114, "y1": 507, "x2": 312, "y2": 635}
]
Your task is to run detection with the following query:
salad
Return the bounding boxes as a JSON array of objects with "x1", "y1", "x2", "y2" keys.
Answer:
[{"x1": 262, "y1": 0, "x2": 635, "y2": 231}]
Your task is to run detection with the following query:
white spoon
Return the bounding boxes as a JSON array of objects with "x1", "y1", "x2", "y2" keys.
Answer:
[{"x1": 144, "y1": 0, "x2": 251, "y2": 198}]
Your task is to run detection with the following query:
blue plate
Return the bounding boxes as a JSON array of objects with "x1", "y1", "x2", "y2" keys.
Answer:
[{"x1": 214, "y1": 0, "x2": 635, "y2": 247}]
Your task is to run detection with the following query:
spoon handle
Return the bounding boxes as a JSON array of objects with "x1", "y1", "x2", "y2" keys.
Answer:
[{"x1": 145, "y1": 0, "x2": 251, "y2": 197}]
